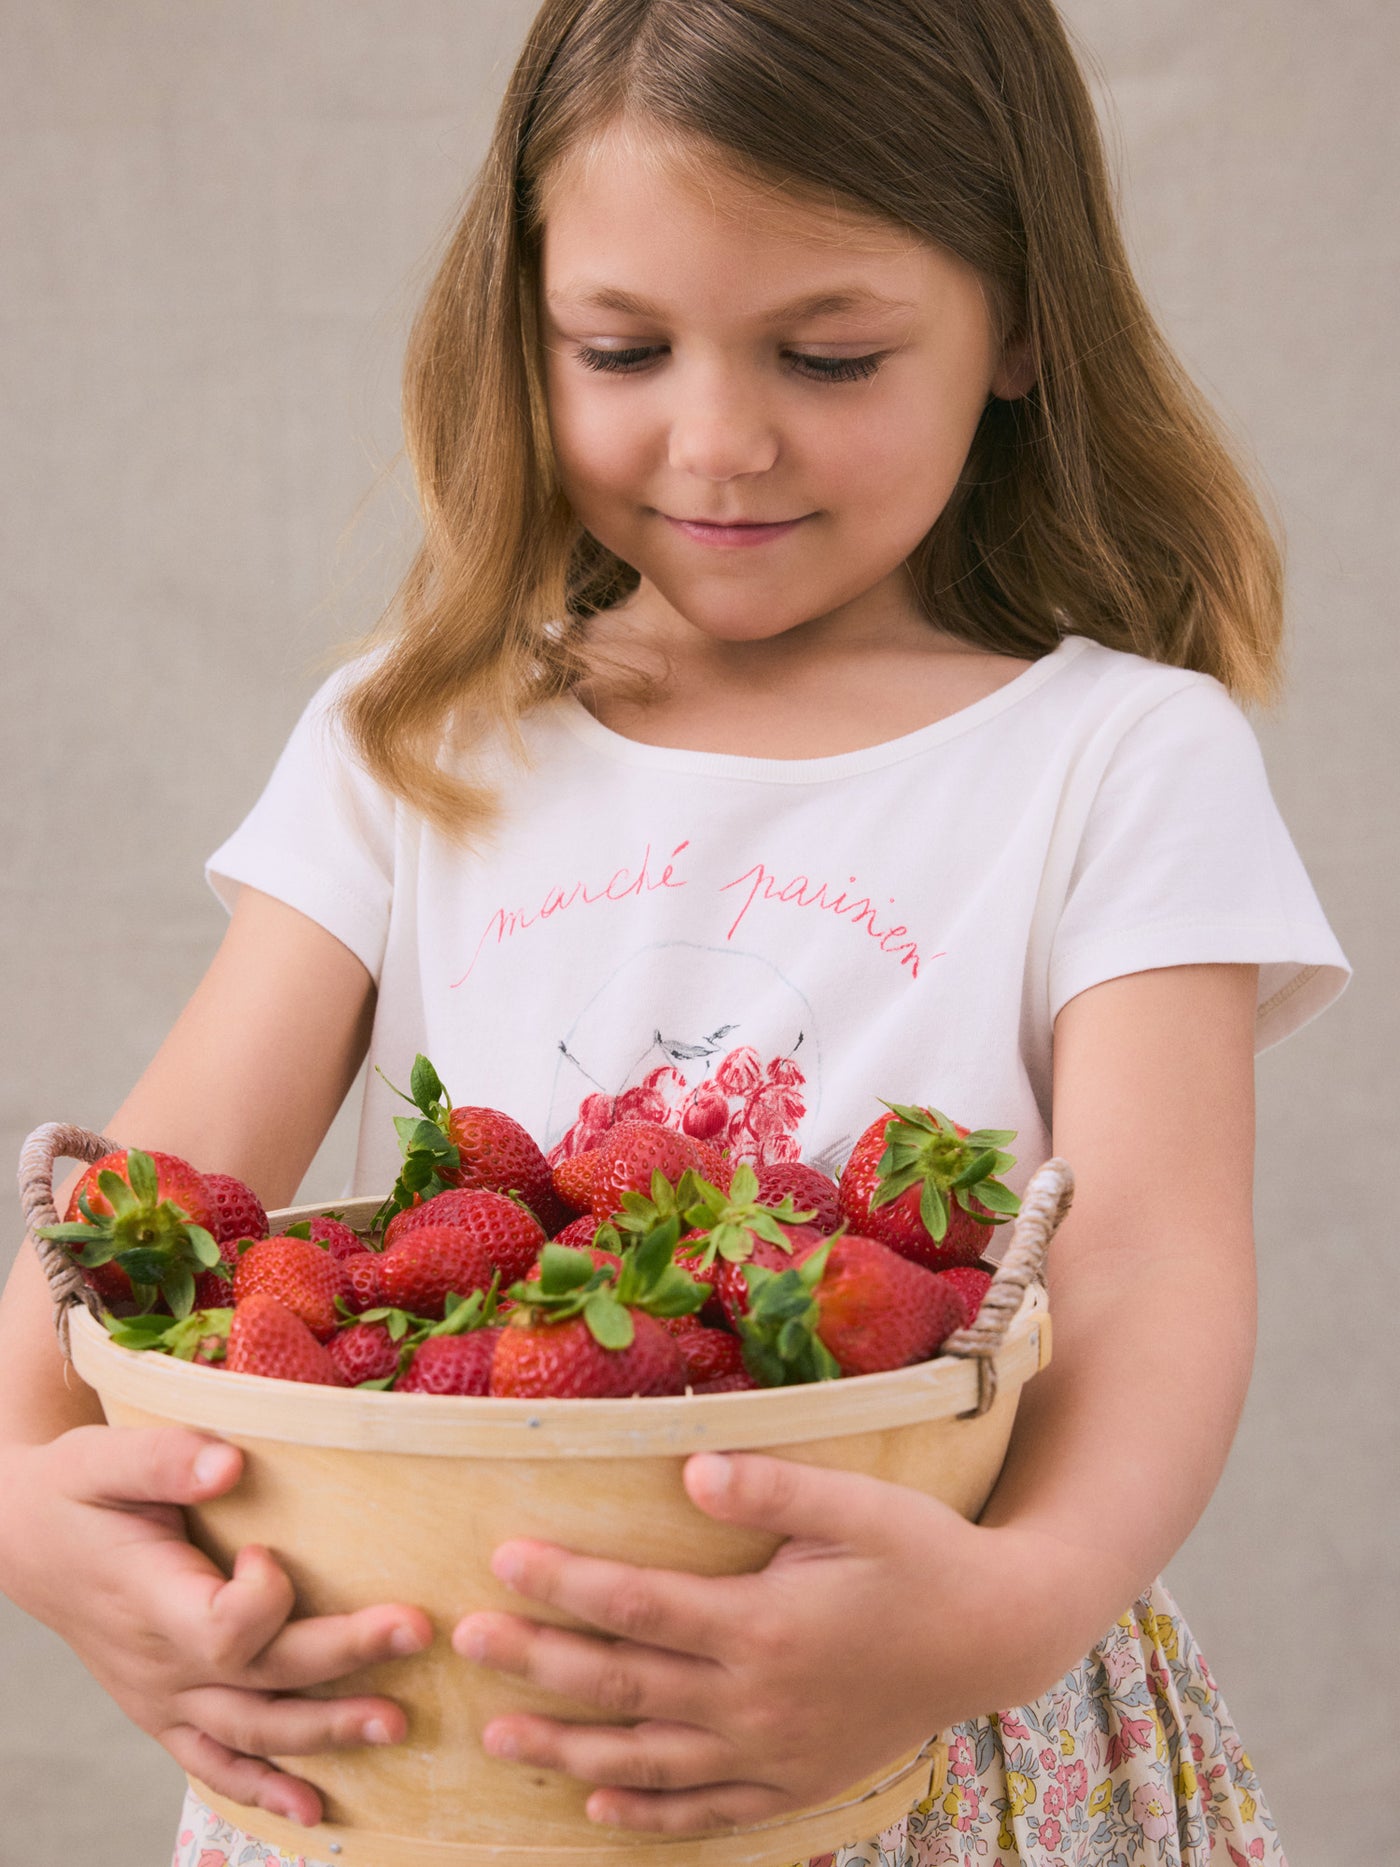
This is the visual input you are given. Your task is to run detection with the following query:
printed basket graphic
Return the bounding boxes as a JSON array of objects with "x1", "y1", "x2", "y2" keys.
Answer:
[{"x1": 20, "y1": 1123, "x2": 1071, "y2": 1867}]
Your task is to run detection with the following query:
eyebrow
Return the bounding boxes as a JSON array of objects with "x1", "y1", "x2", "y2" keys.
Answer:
[{"x1": 545, "y1": 283, "x2": 916, "y2": 322}]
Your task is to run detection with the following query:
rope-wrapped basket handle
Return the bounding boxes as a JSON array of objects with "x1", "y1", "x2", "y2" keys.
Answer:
[
  {"x1": 939, "y1": 1154, "x2": 1072, "y2": 1416},
  {"x1": 19, "y1": 1121, "x2": 122, "y2": 1357}
]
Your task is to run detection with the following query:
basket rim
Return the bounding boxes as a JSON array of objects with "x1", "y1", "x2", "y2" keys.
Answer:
[{"x1": 68, "y1": 1282, "x2": 1049, "y2": 1458}]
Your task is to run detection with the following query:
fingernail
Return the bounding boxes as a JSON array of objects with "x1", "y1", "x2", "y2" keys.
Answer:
[
  {"x1": 455, "y1": 1623, "x2": 489, "y2": 1661},
  {"x1": 390, "y1": 1624, "x2": 428, "y2": 1657},
  {"x1": 484, "y1": 1727, "x2": 519, "y2": 1759},
  {"x1": 689, "y1": 1452, "x2": 730, "y2": 1496},
  {"x1": 265, "y1": 1792, "x2": 311, "y2": 1825},
  {"x1": 363, "y1": 1718, "x2": 393, "y2": 1745},
  {"x1": 491, "y1": 1549, "x2": 525, "y2": 1590},
  {"x1": 193, "y1": 1446, "x2": 234, "y2": 1487}
]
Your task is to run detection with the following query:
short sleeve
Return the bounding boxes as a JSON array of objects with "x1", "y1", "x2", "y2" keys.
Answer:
[
  {"x1": 204, "y1": 665, "x2": 395, "y2": 980},
  {"x1": 1048, "y1": 678, "x2": 1350, "y2": 1050}
]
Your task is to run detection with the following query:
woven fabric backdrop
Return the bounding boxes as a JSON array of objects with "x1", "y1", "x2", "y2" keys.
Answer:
[{"x1": 2, "y1": 4, "x2": 1396, "y2": 1862}]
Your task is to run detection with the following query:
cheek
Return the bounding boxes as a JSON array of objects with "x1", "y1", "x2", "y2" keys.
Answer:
[{"x1": 545, "y1": 375, "x2": 649, "y2": 508}]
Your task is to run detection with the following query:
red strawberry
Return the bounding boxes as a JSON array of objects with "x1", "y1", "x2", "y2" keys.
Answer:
[
  {"x1": 381, "y1": 1223, "x2": 498, "y2": 1319},
  {"x1": 703, "y1": 1232, "x2": 821, "y2": 1329},
  {"x1": 232, "y1": 1236, "x2": 352, "y2": 1341},
  {"x1": 305, "y1": 1213, "x2": 364, "y2": 1259},
  {"x1": 936, "y1": 1264, "x2": 993, "y2": 1321},
  {"x1": 383, "y1": 1188, "x2": 540, "y2": 1272},
  {"x1": 340, "y1": 1249, "x2": 389, "y2": 1313},
  {"x1": 398, "y1": 1329, "x2": 502, "y2": 1395},
  {"x1": 741, "y1": 1234, "x2": 969, "y2": 1383},
  {"x1": 694, "y1": 1365, "x2": 761, "y2": 1393},
  {"x1": 551, "y1": 1213, "x2": 604, "y2": 1249},
  {"x1": 67, "y1": 1148, "x2": 214, "y2": 1232},
  {"x1": 755, "y1": 1162, "x2": 840, "y2": 1232},
  {"x1": 551, "y1": 1147, "x2": 601, "y2": 1214},
  {"x1": 588, "y1": 1123, "x2": 706, "y2": 1220},
  {"x1": 837, "y1": 1105, "x2": 1019, "y2": 1272},
  {"x1": 810, "y1": 1235, "x2": 970, "y2": 1374},
  {"x1": 690, "y1": 1138, "x2": 735, "y2": 1195},
  {"x1": 201, "y1": 1172, "x2": 269, "y2": 1248},
  {"x1": 490, "y1": 1311, "x2": 685, "y2": 1399},
  {"x1": 226, "y1": 1293, "x2": 345, "y2": 1385},
  {"x1": 662, "y1": 1320, "x2": 747, "y2": 1387},
  {"x1": 327, "y1": 1319, "x2": 401, "y2": 1386},
  {"x1": 42, "y1": 1146, "x2": 220, "y2": 1315}
]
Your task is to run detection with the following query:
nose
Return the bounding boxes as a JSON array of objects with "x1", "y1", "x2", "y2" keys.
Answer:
[{"x1": 666, "y1": 368, "x2": 780, "y2": 482}]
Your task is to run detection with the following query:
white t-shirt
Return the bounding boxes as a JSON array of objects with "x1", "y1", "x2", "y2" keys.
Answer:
[{"x1": 206, "y1": 635, "x2": 1349, "y2": 1203}]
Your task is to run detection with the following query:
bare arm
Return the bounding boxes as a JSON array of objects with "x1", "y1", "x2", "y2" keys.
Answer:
[
  {"x1": 1, "y1": 884, "x2": 376, "y2": 1444},
  {"x1": 0, "y1": 887, "x2": 430, "y2": 1830}
]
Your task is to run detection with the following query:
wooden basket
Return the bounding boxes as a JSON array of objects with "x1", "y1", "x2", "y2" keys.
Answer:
[{"x1": 20, "y1": 1123, "x2": 1072, "y2": 1867}]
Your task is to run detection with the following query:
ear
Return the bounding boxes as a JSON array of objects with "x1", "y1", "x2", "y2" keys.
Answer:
[{"x1": 990, "y1": 330, "x2": 1037, "y2": 401}]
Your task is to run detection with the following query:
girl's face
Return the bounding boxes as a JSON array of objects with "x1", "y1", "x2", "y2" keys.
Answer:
[{"x1": 539, "y1": 122, "x2": 1028, "y2": 651}]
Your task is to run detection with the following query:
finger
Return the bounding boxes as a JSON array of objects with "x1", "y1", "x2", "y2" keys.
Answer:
[
  {"x1": 481, "y1": 1712, "x2": 741, "y2": 1795},
  {"x1": 683, "y1": 1451, "x2": 954, "y2": 1546},
  {"x1": 246, "y1": 1590, "x2": 435, "y2": 1692},
  {"x1": 584, "y1": 1778, "x2": 793, "y2": 1835},
  {"x1": 454, "y1": 1611, "x2": 722, "y2": 1726},
  {"x1": 55, "y1": 1424, "x2": 243, "y2": 1509},
  {"x1": 161, "y1": 1724, "x2": 323, "y2": 1830},
  {"x1": 176, "y1": 1682, "x2": 410, "y2": 1758},
  {"x1": 487, "y1": 1541, "x2": 734, "y2": 1659}
]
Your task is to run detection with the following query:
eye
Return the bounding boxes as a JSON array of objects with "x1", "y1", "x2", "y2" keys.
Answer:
[{"x1": 571, "y1": 345, "x2": 887, "y2": 383}]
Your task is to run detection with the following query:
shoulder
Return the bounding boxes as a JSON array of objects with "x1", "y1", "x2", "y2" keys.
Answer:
[{"x1": 1033, "y1": 636, "x2": 1265, "y2": 769}]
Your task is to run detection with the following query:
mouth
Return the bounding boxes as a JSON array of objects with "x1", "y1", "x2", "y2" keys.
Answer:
[{"x1": 662, "y1": 513, "x2": 810, "y2": 548}]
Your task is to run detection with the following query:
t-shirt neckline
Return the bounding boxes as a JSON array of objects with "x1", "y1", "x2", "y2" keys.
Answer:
[{"x1": 554, "y1": 633, "x2": 1089, "y2": 782}]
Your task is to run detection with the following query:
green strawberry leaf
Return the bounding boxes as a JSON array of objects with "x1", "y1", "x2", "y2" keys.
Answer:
[
  {"x1": 583, "y1": 1291, "x2": 633, "y2": 1350},
  {"x1": 163, "y1": 1265, "x2": 196, "y2": 1321},
  {"x1": 34, "y1": 1221, "x2": 108, "y2": 1249},
  {"x1": 949, "y1": 1149, "x2": 998, "y2": 1190},
  {"x1": 283, "y1": 1221, "x2": 313, "y2": 1240},
  {"x1": 964, "y1": 1179, "x2": 1020, "y2": 1216},
  {"x1": 538, "y1": 1242, "x2": 599, "y2": 1294},
  {"x1": 409, "y1": 1053, "x2": 448, "y2": 1117},
  {"x1": 918, "y1": 1181, "x2": 950, "y2": 1242},
  {"x1": 187, "y1": 1225, "x2": 221, "y2": 1268},
  {"x1": 97, "y1": 1171, "x2": 139, "y2": 1218},
  {"x1": 125, "y1": 1150, "x2": 159, "y2": 1205}
]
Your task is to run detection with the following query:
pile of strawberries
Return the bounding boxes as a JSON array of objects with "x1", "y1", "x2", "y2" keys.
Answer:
[{"x1": 39, "y1": 1057, "x2": 1022, "y2": 1400}]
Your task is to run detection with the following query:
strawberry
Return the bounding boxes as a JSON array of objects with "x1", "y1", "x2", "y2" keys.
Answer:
[
  {"x1": 551, "y1": 1147, "x2": 601, "y2": 1215},
  {"x1": 491, "y1": 1311, "x2": 685, "y2": 1399},
  {"x1": 226, "y1": 1293, "x2": 346, "y2": 1385},
  {"x1": 380, "y1": 1194, "x2": 544, "y2": 1318},
  {"x1": 232, "y1": 1236, "x2": 352, "y2": 1341},
  {"x1": 672, "y1": 1162, "x2": 823, "y2": 1326},
  {"x1": 201, "y1": 1172, "x2": 269, "y2": 1248},
  {"x1": 380, "y1": 1222, "x2": 496, "y2": 1319},
  {"x1": 937, "y1": 1265, "x2": 993, "y2": 1321},
  {"x1": 490, "y1": 1225, "x2": 706, "y2": 1399},
  {"x1": 375, "y1": 1056, "x2": 565, "y2": 1231},
  {"x1": 340, "y1": 1249, "x2": 389, "y2": 1313},
  {"x1": 694, "y1": 1365, "x2": 761, "y2": 1393},
  {"x1": 755, "y1": 1161, "x2": 840, "y2": 1232},
  {"x1": 690, "y1": 1138, "x2": 735, "y2": 1195},
  {"x1": 704, "y1": 1233, "x2": 821, "y2": 1328},
  {"x1": 662, "y1": 1319, "x2": 747, "y2": 1387},
  {"x1": 837, "y1": 1105, "x2": 1020, "y2": 1272},
  {"x1": 551, "y1": 1213, "x2": 605, "y2": 1249},
  {"x1": 398, "y1": 1328, "x2": 502, "y2": 1395},
  {"x1": 328, "y1": 1318, "x2": 402, "y2": 1386},
  {"x1": 382, "y1": 1188, "x2": 539, "y2": 1271},
  {"x1": 588, "y1": 1123, "x2": 707, "y2": 1220},
  {"x1": 740, "y1": 1234, "x2": 970, "y2": 1383},
  {"x1": 37, "y1": 1147, "x2": 222, "y2": 1318},
  {"x1": 303, "y1": 1213, "x2": 364, "y2": 1259}
]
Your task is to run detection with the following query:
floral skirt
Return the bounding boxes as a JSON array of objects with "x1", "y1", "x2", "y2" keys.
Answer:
[{"x1": 172, "y1": 1578, "x2": 1285, "y2": 1867}]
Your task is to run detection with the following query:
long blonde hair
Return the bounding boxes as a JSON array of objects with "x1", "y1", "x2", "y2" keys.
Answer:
[{"x1": 340, "y1": 0, "x2": 1285, "y2": 840}]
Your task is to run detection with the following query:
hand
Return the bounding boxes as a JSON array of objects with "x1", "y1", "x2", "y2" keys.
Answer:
[
  {"x1": 0, "y1": 1425, "x2": 434, "y2": 1829},
  {"x1": 452, "y1": 1451, "x2": 1071, "y2": 1836}
]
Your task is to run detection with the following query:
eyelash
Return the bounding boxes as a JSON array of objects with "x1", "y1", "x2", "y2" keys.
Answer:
[{"x1": 572, "y1": 345, "x2": 885, "y2": 384}]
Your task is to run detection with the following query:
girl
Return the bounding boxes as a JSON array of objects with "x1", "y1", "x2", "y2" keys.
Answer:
[{"x1": 1, "y1": 2, "x2": 1349, "y2": 1864}]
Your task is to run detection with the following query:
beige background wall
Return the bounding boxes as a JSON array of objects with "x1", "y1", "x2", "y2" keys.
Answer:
[{"x1": 3, "y1": 4, "x2": 1396, "y2": 1863}]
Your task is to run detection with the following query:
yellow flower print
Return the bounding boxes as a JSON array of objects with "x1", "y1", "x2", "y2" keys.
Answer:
[
  {"x1": 1088, "y1": 1780, "x2": 1113, "y2": 1816},
  {"x1": 997, "y1": 1816, "x2": 1016, "y2": 1853},
  {"x1": 1059, "y1": 1729, "x2": 1075, "y2": 1756},
  {"x1": 1240, "y1": 1789, "x2": 1258, "y2": 1824},
  {"x1": 1005, "y1": 1770, "x2": 1037, "y2": 1816},
  {"x1": 1116, "y1": 1610, "x2": 1137, "y2": 1631},
  {"x1": 1143, "y1": 1611, "x2": 1180, "y2": 1660},
  {"x1": 1240, "y1": 1752, "x2": 1254, "y2": 1771},
  {"x1": 941, "y1": 1784, "x2": 966, "y2": 1822},
  {"x1": 1177, "y1": 1760, "x2": 1199, "y2": 1801},
  {"x1": 1150, "y1": 1708, "x2": 1168, "y2": 1761}
]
